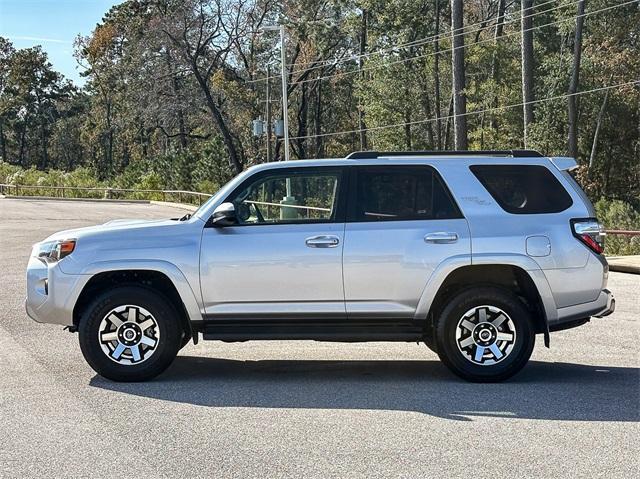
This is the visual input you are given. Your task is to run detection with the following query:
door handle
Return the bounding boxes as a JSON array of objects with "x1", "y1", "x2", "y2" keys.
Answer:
[
  {"x1": 305, "y1": 235, "x2": 340, "y2": 248},
  {"x1": 424, "y1": 232, "x2": 459, "y2": 244}
]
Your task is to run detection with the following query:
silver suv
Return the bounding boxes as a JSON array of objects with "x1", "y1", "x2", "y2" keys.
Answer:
[{"x1": 26, "y1": 150, "x2": 615, "y2": 382}]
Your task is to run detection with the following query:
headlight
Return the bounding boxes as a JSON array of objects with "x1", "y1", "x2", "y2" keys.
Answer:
[{"x1": 37, "y1": 239, "x2": 76, "y2": 262}]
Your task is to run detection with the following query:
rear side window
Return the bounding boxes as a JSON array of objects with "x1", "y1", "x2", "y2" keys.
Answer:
[
  {"x1": 470, "y1": 165, "x2": 573, "y2": 214},
  {"x1": 350, "y1": 166, "x2": 462, "y2": 221}
]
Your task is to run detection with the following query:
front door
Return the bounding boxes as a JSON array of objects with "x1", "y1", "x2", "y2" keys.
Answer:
[
  {"x1": 343, "y1": 165, "x2": 471, "y2": 319},
  {"x1": 200, "y1": 166, "x2": 347, "y2": 320}
]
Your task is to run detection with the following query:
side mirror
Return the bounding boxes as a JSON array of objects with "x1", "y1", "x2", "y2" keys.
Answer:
[{"x1": 210, "y1": 202, "x2": 237, "y2": 227}]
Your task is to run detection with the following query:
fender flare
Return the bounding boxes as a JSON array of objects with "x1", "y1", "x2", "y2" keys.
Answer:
[
  {"x1": 414, "y1": 253, "x2": 557, "y2": 327},
  {"x1": 75, "y1": 259, "x2": 203, "y2": 322}
]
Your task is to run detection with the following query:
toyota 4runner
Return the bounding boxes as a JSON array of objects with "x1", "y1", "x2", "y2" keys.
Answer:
[{"x1": 26, "y1": 150, "x2": 615, "y2": 382}]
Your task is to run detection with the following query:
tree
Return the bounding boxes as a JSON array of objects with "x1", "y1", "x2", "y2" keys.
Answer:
[
  {"x1": 157, "y1": 0, "x2": 257, "y2": 173},
  {"x1": 567, "y1": 0, "x2": 585, "y2": 159},
  {"x1": 521, "y1": 0, "x2": 535, "y2": 147},
  {"x1": 358, "y1": 8, "x2": 368, "y2": 150},
  {"x1": 433, "y1": 0, "x2": 443, "y2": 149},
  {"x1": 451, "y1": 0, "x2": 468, "y2": 149},
  {"x1": 0, "y1": 37, "x2": 16, "y2": 162}
]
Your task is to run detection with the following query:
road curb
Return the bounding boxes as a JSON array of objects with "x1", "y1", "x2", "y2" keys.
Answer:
[{"x1": 607, "y1": 256, "x2": 640, "y2": 275}]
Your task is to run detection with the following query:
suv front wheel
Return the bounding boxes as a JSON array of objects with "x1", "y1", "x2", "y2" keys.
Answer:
[
  {"x1": 435, "y1": 287, "x2": 535, "y2": 382},
  {"x1": 79, "y1": 286, "x2": 182, "y2": 382}
]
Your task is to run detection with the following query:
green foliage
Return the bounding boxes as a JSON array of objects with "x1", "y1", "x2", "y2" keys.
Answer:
[{"x1": 595, "y1": 199, "x2": 640, "y2": 256}]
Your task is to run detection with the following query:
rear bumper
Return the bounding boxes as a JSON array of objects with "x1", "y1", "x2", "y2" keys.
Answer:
[
  {"x1": 548, "y1": 289, "x2": 615, "y2": 331},
  {"x1": 594, "y1": 289, "x2": 615, "y2": 317}
]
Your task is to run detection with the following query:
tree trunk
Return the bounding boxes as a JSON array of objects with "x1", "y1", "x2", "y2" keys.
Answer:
[
  {"x1": 19, "y1": 123, "x2": 26, "y2": 167},
  {"x1": 521, "y1": 0, "x2": 535, "y2": 147},
  {"x1": 420, "y1": 86, "x2": 436, "y2": 148},
  {"x1": 490, "y1": 0, "x2": 506, "y2": 130},
  {"x1": 589, "y1": 82, "x2": 610, "y2": 168},
  {"x1": 105, "y1": 99, "x2": 114, "y2": 176},
  {"x1": 358, "y1": 9, "x2": 368, "y2": 150},
  {"x1": 39, "y1": 120, "x2": 48, "y2": 170},
  {"x1": 314, "y1": 77, "x2": 324, "y2": 158},
  {"x1": 451, "y1": 0, "x2": 468, "y2": 149},
  {"x1": 433, "y1": 0, "x2": 442, "y2": 149},
  {"x1": 192, "y1": 66, "x2": 243, "y2": 173},
  {"x1": 166, "y1": 51, "x2": 188, "y2": 149},
  {"x1": 404, "y1": 105, "x2": 412, "y2": 149},
  {"x1": 444, "y1": 95, "x2": 454, "y2": 149},
  {"x1": 296, "y1": 81, "x2": 308, "y2": 159},
  {"x1": 567, "y1": 0, "x2": 586, "y2": 158},
  {"x1": 0, "y1": 119, "x2": 6, "y2": 163}
]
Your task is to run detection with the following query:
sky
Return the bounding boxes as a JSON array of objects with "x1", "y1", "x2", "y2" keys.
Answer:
[{"x1": 0, "y1": 0, "x2": 123, "y2": 85}]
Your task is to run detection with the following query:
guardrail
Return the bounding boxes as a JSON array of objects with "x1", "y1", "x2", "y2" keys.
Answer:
[
  {"x1": 606, "y1": 230, "x2": 640, "y2": 236},
  {"x1": 0, "y1": 183, "x2": 212, "y2": 205}
]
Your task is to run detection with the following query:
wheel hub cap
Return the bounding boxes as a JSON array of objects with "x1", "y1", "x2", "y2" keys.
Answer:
[
  {"x1": 455, "y1": 305, "x2": 516, "y2": 366},
  {"x1": 98, "y1": 305, "x2": 160, "y2": 365}
]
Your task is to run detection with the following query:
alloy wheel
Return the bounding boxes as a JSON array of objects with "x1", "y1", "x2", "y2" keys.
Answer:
[
  {"x1": 98, "y1": 305, "x2": 160, "y2": 365},
  {"x1": 455, "y1": 305, "x2": 517, "y2": 366}
]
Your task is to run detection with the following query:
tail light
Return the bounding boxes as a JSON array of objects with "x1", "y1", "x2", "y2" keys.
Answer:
[{"x1": 571, "y1": 219, "x2": 605, "y2": 254}]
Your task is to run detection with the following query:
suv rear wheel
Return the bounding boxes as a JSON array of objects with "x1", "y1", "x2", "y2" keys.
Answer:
[
  {"x1": 79, "y1": 286, "x2": 181, "y2": 382},
  {"x1": 435, "y1": 287, "x2": 535, "y2": 382}
]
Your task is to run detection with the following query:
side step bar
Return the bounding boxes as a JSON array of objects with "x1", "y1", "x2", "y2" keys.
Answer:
[{"x1": 200, "y1": 319, "x2": 425, "y2": 342}]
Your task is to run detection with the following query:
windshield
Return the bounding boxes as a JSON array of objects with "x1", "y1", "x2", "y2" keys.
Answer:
[{"x1": 192, "y1": 176, "x2": 241, "y2": 219}]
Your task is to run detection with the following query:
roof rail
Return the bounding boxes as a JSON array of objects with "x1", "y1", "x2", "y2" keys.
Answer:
[{"x1": 345, "y1": 150, "x2": 544, "y2": 159}]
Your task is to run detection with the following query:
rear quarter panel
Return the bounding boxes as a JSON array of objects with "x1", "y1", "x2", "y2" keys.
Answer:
[{"x1": 439, "y1": 158, "x2": 604, "y2": 308}]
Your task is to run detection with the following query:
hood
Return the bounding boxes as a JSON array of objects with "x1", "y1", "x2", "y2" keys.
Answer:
[
  {"x1": 39, "y1": 217, "x2": 182, "y2": 244},
  {"x1": 36, "y1": 215, "x2": 204, "y2": 275}
]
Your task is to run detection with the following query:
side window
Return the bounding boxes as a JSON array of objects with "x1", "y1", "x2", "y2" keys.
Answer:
[
  {"x1": 351, "y1": 166, "x2": 462, "y2": 222},
  {"x1": 470, "y1": 165, "x2": 573, "y2": 214},
  {"x1": 226, "y1": 169, "x2": 342, "y2": 225}
]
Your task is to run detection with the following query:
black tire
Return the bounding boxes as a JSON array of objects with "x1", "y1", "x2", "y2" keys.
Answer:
[
  {"x1": 435, "y1": 287, "x2": 535, "y2": 382},
  {"x1": 78, "y1": 286, "x2": 182, "y2": 382}
]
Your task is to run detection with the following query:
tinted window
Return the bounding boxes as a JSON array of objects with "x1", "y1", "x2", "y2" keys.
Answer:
[
  {"x1": 351, "y1": 166, "x2": 462, "y2": 221},
  {"x1": 470, "y1": 165, "x2": 573, "y2": 214},
  {"x1": 227, "y1": 169, "x2": 342, "y2": 225}
]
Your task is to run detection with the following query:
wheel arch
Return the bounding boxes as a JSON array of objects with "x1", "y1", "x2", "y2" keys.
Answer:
[
  {"x1": 72, "y1": 262, "x2": 202, "y2": 338},
  {"x1": 417, "y1": 258, "x2": 556, "y2": 347}
]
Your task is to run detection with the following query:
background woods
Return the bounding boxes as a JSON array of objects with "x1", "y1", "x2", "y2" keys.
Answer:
[{"x1": 0, "y1": 0, "x2": 638, "y2": 208}]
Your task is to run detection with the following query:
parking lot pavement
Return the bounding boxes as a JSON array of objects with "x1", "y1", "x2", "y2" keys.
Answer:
[{"x1": 0, "y1": 198, "x2": 638, "y2": 478}]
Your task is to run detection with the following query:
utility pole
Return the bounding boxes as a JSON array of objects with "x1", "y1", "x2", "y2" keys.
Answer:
[
  {"x1": 278, "y1": 25, "x2": 290, "y2": 161},
  {"x1": 262, "y1": 24, "x2": 290, "y2": 161},
  {"x1": 265, "y1": 64, "x2": 272, "y2": 162}
]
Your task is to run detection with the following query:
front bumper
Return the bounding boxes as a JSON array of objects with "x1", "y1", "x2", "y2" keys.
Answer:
[
  {"x1": 25, "y1": 255, "x2": 89, "y2": 326},
  {"x1": 548, "y1": 289, "x2": 615, "y2": 331}
]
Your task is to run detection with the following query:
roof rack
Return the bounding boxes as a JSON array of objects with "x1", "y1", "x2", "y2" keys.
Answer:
[{"x1": 345, "y1": 150, "x2": 544, "y2": 159}]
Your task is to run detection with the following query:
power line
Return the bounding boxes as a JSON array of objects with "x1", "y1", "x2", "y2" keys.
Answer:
[
  {"x1": 245, "y1": 0, "x2": 601, "y2": 85},
  {"x1": 285, "y1": 0, "x2": 579, "y2": 76},
  {"x1": 288, "y1": 80, "x2": 639, "y2": 141},
  {"x1": 287, "y1": 1, "x2": 638, "y2": 87}
]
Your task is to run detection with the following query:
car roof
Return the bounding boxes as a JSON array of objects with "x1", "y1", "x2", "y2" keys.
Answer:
[
  {"x1": 246, "y1": 156, "x2": 546, "y2": 171},
  {"x1": 244, "y1": 150, "x2": 577, "y2": 173}
]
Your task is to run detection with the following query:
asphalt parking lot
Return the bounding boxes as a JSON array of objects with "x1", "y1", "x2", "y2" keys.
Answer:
[{"x1": 0, "y1": 198, "x2": 638, "y2": 478}]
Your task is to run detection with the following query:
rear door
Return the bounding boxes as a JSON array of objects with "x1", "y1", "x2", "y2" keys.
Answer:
[{"x1": 342, "y1": 165, "x2": 471, "y2": 319}]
